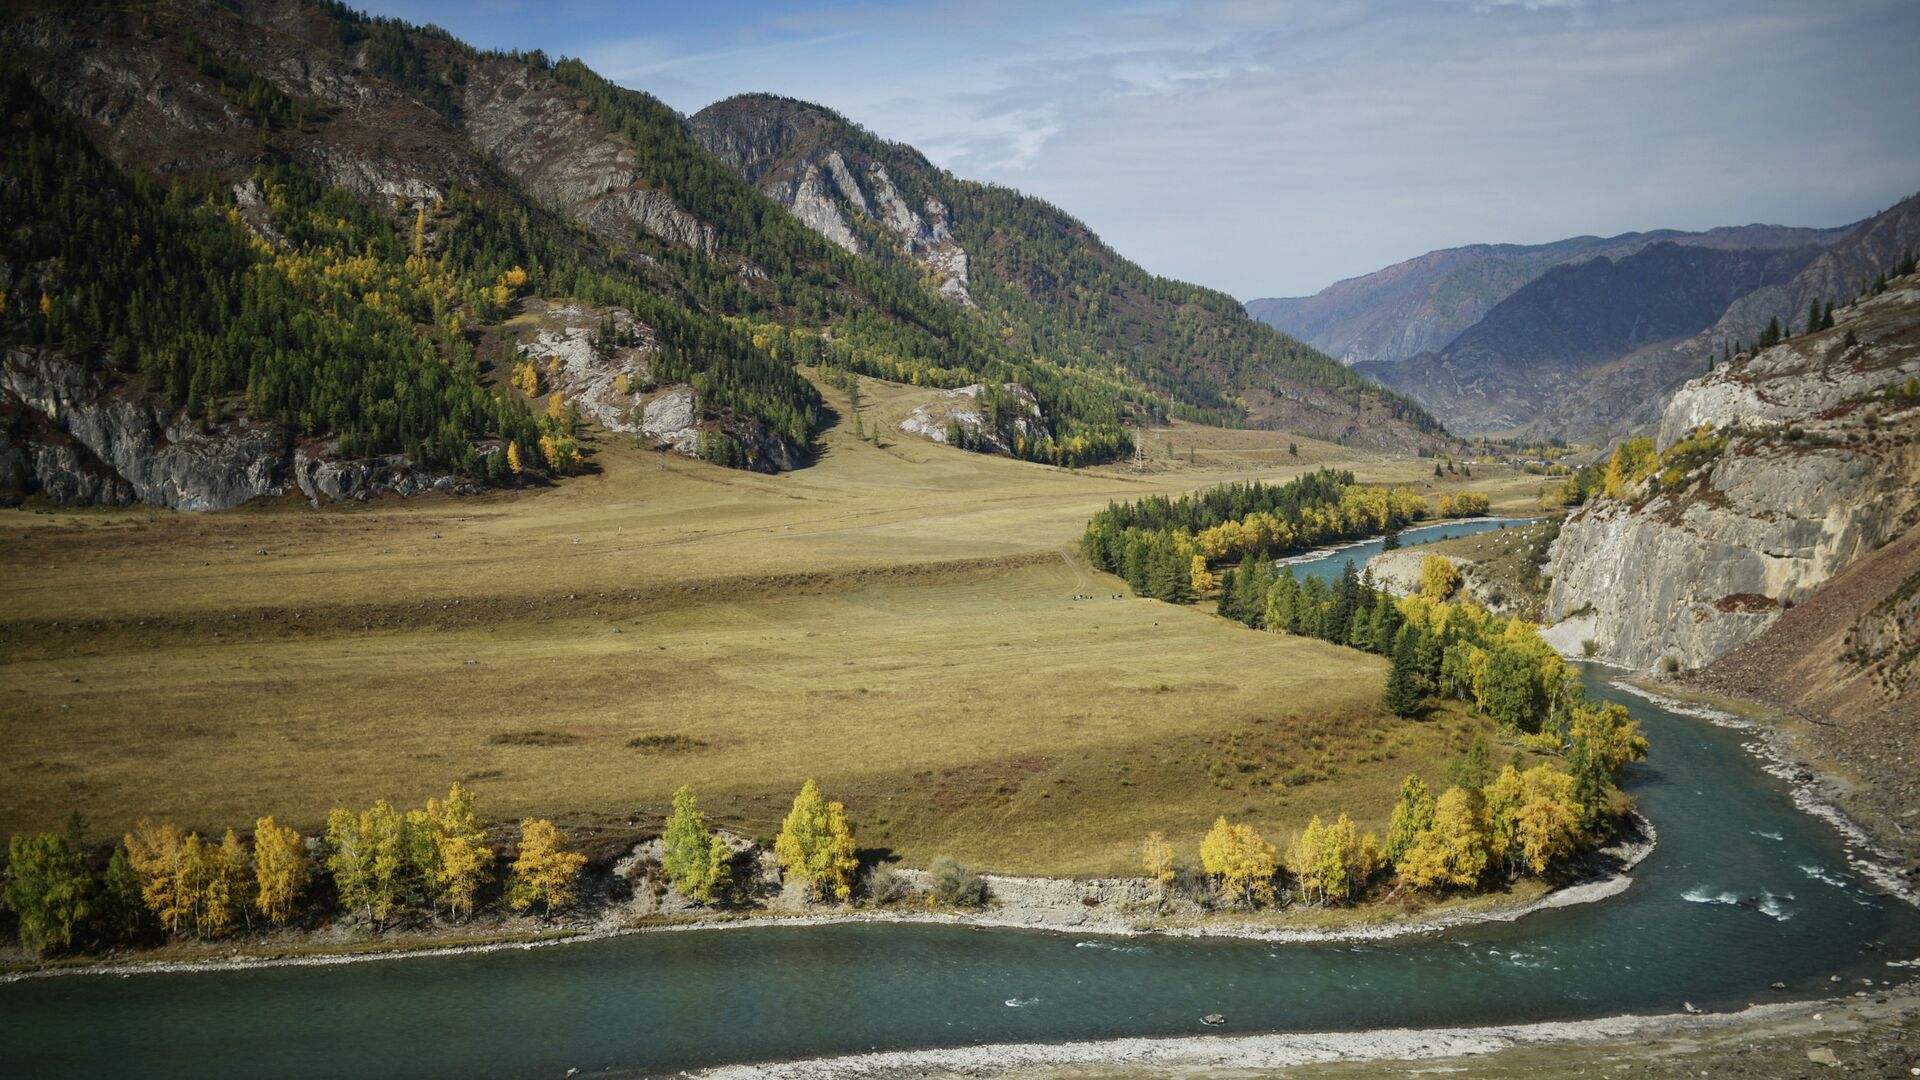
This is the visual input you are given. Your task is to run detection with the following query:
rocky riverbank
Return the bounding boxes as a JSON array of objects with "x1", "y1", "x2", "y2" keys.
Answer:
[
  {"x1": 686, "y1": 982, "x2": 1920, "y2": 1080},
  {"x1": 0, "y1": 816, "x2": 1654, "y2": 983}
]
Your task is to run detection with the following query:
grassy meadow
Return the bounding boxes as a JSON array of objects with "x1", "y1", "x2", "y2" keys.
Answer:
[{"x1": 0, "y1": 373, "x2": 1533, "y2": 874}]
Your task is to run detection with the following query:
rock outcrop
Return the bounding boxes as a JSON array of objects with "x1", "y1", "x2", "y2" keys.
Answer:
[
  {"x1": 900, "y1": 384, "x2": 1050, "y2": 455},
  {"x1": 688, "y1": 97, "x2": 972, "y2": 305},
  {"x1": 462, "y1": 61, "x2": 717, "y2": 256},
  {"x1": 1543, "y1": 277, "x2": 1920, "y2": 670},
  {"x1": 0, "y1": 349, "x2": 473, "y2": 510}
]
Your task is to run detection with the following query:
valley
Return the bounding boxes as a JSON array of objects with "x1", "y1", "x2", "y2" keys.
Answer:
[
  {"x1": 3, "y1": 1, "x2": 1919, "y2": 1076},
  {"x1": 0, "y1": 384, "x2": 1534, "y2": 875}
]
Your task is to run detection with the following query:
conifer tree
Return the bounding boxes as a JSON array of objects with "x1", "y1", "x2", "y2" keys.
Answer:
[
  {"x1": 1382, "y1": 626, "x2": 1423, "y2": 717},
  {"x1": 2, "y1": 829, "x2": 94, "y2": 955}
]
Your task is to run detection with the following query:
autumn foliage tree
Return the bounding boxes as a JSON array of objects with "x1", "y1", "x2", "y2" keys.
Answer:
[
  {"x1": 428, "y1": 783, "x2": 492, "y2": 920},
  {"x1": 1484, "y1": 765, "x2": 1584, "y2": 875},
  {"x1": 1396, "y1": 786, "x2": 1494, "y2": 891},
  {"x1": 1200, "y1": 816, "x2": 1278, "y2": 908},
  {"x1": 506, "y1": 818, "x2": 586, "y2": 918},
  {"x1": 1140, "y1": 832, "x2": 1176, "y2": 901},
  {"x1": 773, "y1": 779, "x2": 859, "y2": 903},
  {"x1": 252, "y1": 816, "x2": 310, "y2": 925}
]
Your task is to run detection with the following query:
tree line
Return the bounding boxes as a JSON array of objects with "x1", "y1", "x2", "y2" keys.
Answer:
[
  {"x1": 0, "y1": 785, "x2": 584, "y2": 957},
  {"x1": 1143, "y1": 719, "x2": 1640, "y2": 913},
  {"x1": 1082, "y1": 471, "x2": 1492, "y2": 602}
]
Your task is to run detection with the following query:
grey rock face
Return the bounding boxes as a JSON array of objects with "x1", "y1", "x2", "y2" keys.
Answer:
[
  {"x1": 687, "y1": 100, "x2": 972, "y2": 304},
  {"x1": 900, "y1": 383, "x2": 1049, "y2": 454},
  {"x1": 1543, "y1": 282, "x2": 1920, "y2": 670},
  {"x1": 516, "y1": 300, "x2": 653, "y2": 434},
  {"x1": 640, "y1": 386, "x2": 701, "y2": 456},
  {"x1": 788, "y1": 156, "x2": 862, "y2": 254},
  {"x1": 462, "y1": 61, "x2": 717, "y2": 256},
  {"x1": 1, "y1": 350, "x2": 472, "y2": 511}
]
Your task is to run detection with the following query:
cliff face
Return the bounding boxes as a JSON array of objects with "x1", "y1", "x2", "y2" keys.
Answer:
[
  {"x1": 1543, "y1": 276, "x2": 1920, "y2": 671},
  {"x1": 0, "y1": 349, "x2": 474, "y2": 510}
]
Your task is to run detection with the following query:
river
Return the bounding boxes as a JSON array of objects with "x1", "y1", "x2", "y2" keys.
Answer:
[
  {"x1": 1281, "y1": 516, "x2": 1535, "y2": 584},
  {"x1": 6, "y1": 681, "x2": 1916, "y2": 1075}
]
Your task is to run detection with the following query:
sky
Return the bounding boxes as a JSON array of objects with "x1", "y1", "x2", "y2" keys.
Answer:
[{"x1": 360, "y1": 0, "x2": 1920, "y2": 300}]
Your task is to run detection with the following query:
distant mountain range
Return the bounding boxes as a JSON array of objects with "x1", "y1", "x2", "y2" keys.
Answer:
[{"x1": 1249, "y1": 208, "x2": 1920, "y2": 441}]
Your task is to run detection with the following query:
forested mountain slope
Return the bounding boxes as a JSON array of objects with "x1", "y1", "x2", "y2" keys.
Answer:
[
  {"x1": 1246, "y1": 223, "x2": 1852, "y2": 369},
  {"x1": 1357, "y1": 242, "x2": 1823, "y2": 435},
  {"x1": 0, "y1": 1, "x2": 1440, "y2": 511},
  {"x1": 689, "y1": 94, "x2": 1439, "y2": 448}
]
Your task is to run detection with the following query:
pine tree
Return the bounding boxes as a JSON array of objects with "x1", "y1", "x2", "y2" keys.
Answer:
[
  {"x1": 1382, "y1": 626, "x2": 1423, "y2": 717},
  {"x1": 100, "y1": 846, "x2": 144, "y2": 945}
]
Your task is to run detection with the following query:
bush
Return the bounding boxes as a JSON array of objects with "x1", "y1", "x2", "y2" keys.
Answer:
[
  {"x1": 1581, "y1": 639, "x2": 1599, "y2": 657},
  {"x1": 1662, "y1": 656, "x2": 1680, "y2": 674},
  {"x1": 863, "y1": 864, "x2": 910, "y2": 906},
  {"x1": 927, "y1": 856, "x2": 990, "y2": 908}
]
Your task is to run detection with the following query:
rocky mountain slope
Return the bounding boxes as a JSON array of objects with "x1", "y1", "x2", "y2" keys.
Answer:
[
  {"x1": 1542, "y1": 272, "x2": 1920, "y2": 672},
  {"x1": 1517, "y1": 194, "x2": 1920, "y2": 446},
  {"x1": 0, "y1": 1, "x2": 1441, "y2": 511},
  {"x1": 1686, "y1": 525, "x2": 1920, "y2": 867},
  {"x1": 689, "y1": 94, "x2": 1440, "y2": 449},
  {"x1": 1357, "y1": 242, "x2": 1824, "y2": 436},
  {"x1": 1246, "y1": 224, "x2": 1851, "y2": 369}
]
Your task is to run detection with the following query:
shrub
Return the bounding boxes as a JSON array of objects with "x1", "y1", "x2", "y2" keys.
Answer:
[
  {"x1": 927, "y1": 856, "x2": 990, "y2": 908},
  {"x1": 1662, "y1": 656, "x2": 1680, "y2": 674},
  {"x1": 627, "y1": 733, "x2": 705, "y2": 752},
  {"x1": 1581, "y1": 639, "x2": 1599, "y2": 657},
  {"x1": 863, "y1": 864, "x2": 910, "y2": 906},
  {"x1": 487, "y1": 730, "x2": 581, "y2": 746}
]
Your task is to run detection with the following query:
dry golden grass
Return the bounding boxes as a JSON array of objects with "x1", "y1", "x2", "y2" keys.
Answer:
[{"x1": 0, "y1": 374, "x2": 1509, "y2": 873}]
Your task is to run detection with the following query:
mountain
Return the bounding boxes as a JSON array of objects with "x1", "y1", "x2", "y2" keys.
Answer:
[
  {"x1": 1246, "y1": 224, "x2": 1853, "y2": 369},
  {"x1": 1517, "y1": 194, "x2": 1920, "y2": 445},
  {"x1": 1356, "y1": 242, "x2": 1825, "y2": 436},
  {"x1": 1544, "y1": 265, "x2": 1920, "y2": 673},
  {"x1": 687, "y1": 94, "x2": 1439, "y2": 446},
  {"x1": 0, "y1": 5, "x2": 1440, "y2": 512}
]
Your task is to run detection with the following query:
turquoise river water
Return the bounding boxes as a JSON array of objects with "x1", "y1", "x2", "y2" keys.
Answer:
[{"x1": 6, "y1": 588, "x2": 1917, "y2": 1078}]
